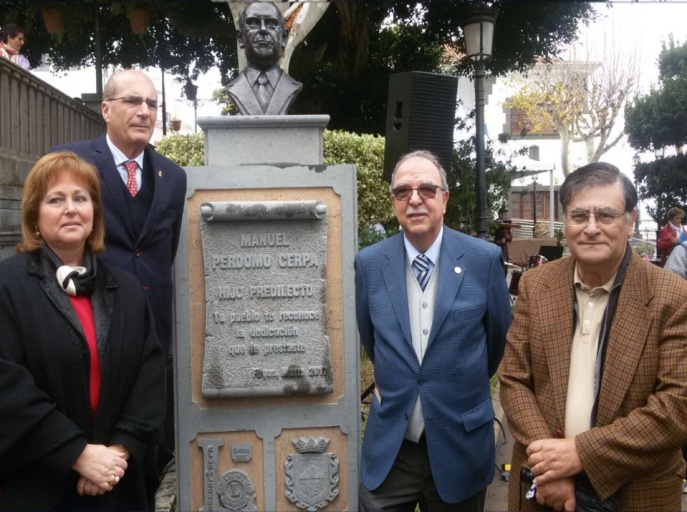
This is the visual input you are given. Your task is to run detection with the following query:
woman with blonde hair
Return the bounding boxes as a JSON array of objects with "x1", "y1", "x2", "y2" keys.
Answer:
[{"x1": 0, "y1": 152, "x2": 165, "y2": 511}]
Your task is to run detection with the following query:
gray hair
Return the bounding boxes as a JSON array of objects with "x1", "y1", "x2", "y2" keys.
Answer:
[
  {"x1": 560, "y1": 162, "x2": 637, "y2": 213},
  {"x1": 389, "y1": 150, "x2": 449, "y2": 191}
]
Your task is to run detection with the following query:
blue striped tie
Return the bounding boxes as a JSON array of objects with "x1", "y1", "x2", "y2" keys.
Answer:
[{"x1": 413, "y1": 254, "x2": 431, "y2": 291}]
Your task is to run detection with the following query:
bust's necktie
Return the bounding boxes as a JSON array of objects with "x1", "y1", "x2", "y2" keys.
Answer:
[
  {"x1": 124, "y1": 160, "x2": 138, "y2": 196},
  {"x1": 413, "y1": 254, "x2": 431, "y2": 290},
  {"x1": 255, "y1": 73, "x2": 271, "y2": 112}
]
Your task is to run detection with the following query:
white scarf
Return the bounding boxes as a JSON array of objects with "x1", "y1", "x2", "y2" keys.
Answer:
[{"x1": 55, "y1": 265, "x2": 88, "y2": 297}]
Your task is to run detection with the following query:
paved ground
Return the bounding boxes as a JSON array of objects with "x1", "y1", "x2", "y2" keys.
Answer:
[{"x1": 154, "y1": 462, "x2": 176, "y2": 512}]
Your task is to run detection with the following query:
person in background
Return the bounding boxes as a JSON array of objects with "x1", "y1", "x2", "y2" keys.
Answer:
[
  {"x1": 51, "y1": 69, "x2": 187, "y2": 478},
  {"x1": 657, "y1": 207, "x2": 687, "y2": 266},
  {"x1": 355, "y1": 149, "x2": 511, "y2": 511},
  {"x1": 661, "y1": 237, "x2": 687, "y2": 487},
  {"x1": 52, "y1": 69, "x2": 186, "y2": 359},
  {"x1": 0, "y1": 24, "x2": 30, "y2": 70},
  {"x1": 500, "y1": 162, "x2": 687, "y2": 511},
  {"x1": 0, "y1": 152, "x2": 165, "y2": 511},
  {"x1": 494, "y1": 207, "x2": 513, "y2": 262},
  {"x1": 664, "y1": 239, "x2": 687, "y2": 280}
]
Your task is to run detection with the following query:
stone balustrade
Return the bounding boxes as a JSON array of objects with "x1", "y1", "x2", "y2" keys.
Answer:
[{"x1": 0, "y1": 58, "x2": 104, "y2": 249}]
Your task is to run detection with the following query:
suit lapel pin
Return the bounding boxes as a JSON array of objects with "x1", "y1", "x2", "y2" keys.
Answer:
[
  {"x1": 454, "y1": 266, "x2": 462, "y2": 274},
  {"x1": 158, "y1": 170, "x2": 163, "y2": 177}
]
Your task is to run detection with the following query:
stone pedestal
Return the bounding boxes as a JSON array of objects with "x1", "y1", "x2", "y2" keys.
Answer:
[
  {"x1": 198, "y1": 115, "x2": 329, "y2": 166},
  {"x1": 175, "y1": 116, "x2": 359, "y2": 511}
]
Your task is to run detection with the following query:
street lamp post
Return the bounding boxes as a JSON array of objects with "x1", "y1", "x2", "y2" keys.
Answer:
[
  {"x1": 184, "y1": 78, "x2": 199, "y2": 133},
  {"x1": 461, "y1": 3, "x2": 497, "y2": 239},
  {"x1": 532, "y1": 177, "x2": 538, "y2": 236}
]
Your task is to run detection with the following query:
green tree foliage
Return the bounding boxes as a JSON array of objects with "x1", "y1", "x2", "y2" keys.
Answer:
[
  {"x1": 2, "y1": 1, "x2": 235, "y2": 82},
  {"x1": 5, "y1": 1, "x2": 593, "y2": 134},
  {"x1": 625, "y1": 39, "x2": 687, "y2": 223},
  {"x1": 155, "y1": 133, "x2": 204, "y2": 167},
  {"x1": 625, "y1": 40, "x2": 687, "y2": 152},
  {"x1": 447, "y1": 135, "x2": 523, "y2": 235},
  {"x1": 634, "y1": 157, "x2": 687, "y2": 226},
  {"x1": 288, "y1": 2, "x2": 595, "y2": 133},
  {"x1": 322, "y1": 130, "x2": 395, "y2": 234}
]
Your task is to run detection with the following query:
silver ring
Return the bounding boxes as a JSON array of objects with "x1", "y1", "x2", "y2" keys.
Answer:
[{"x1": 114, "y1": 475, "x2": 120, "y2": 484}]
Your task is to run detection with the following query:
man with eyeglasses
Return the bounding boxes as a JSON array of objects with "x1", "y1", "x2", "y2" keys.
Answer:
[
  {"x1": 499, "y1": 162, "x2": 687, "y2": 511},
  {"x1": 355, "y1": 150, "x2": 511, "y2": 511},
  {"x1": 51, "y1": 69, "x2": 186, "y2": 491}
]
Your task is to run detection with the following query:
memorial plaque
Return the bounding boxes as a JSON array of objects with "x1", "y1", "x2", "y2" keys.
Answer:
[{"x1": 201, "y1": 200, "x2": 333, "y2": 397}]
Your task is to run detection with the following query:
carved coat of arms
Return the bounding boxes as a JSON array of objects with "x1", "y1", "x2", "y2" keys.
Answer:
[{"x1": 285, "y1": 437, "x2": 339, "y2": 511}]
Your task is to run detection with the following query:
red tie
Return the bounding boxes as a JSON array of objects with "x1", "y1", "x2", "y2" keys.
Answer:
[{"x1": 124, "y1": 160, "x2": 138, "y2": 197}]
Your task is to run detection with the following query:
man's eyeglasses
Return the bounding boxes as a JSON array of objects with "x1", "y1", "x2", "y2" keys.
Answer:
[
  {"x1": 107, "y1": 96, "x2": 158, "y2": 111},
  {"x1": 391, "y1": 184, "x2": 444, "y2": 201},
  {"x1": 564, "y1": 210, "x2": 627, "y2": 225}
]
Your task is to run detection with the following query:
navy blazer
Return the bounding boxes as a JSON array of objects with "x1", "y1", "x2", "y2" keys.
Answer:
[
  {"x1": 355, "y1": 227, "x2": 511, "y2": 503},
  {"x1": 51, "y1": 135, "x2": 187, "y2": 354},
  {"x1": 227, "y1": 69, "x2": 302, "y2": 115}
]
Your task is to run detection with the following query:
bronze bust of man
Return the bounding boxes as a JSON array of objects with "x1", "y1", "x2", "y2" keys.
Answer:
[{"x1": 227, "y1": 2, "x2": 302, "y2": 115}]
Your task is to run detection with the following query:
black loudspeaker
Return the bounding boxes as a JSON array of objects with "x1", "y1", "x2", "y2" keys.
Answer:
[{"x1": 383, "y1": 71, "x2": 459, "y2": 182}]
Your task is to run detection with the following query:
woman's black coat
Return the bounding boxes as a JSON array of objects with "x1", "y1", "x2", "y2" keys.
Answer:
[{"x1": 0, "y1": 251, "x2": 166, "y2": 511}]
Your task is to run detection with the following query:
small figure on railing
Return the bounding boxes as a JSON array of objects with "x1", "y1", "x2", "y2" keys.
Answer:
[{"x1": 0, "y1": 24, "x2": 30, "y2": 71}]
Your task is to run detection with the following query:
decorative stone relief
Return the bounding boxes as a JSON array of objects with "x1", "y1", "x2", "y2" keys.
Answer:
[
  {"x1": 285, "y1": 437, "x2": 339, "y2": 511},
  {"x1": 199, "y1": 439, "x2": 257, "y2": 511}
]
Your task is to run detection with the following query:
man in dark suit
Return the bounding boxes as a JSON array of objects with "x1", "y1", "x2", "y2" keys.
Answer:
[
  {"x1": 355, "y1": 150, "x2": 511, "y2": 510},
  {"x1": 52, "y1": 69, "x2": 186, "y2": 474},
  {"x1": 499, "y1": 162, "x2": 687, "y2": 511},
  {"x1": 227, "y1": 1, "x2": 302, "y2": 115}
]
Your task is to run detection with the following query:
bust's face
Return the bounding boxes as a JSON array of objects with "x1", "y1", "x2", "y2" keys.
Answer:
[{"x1": 239, "y1": 3, "x2": 285, "y2": 70}]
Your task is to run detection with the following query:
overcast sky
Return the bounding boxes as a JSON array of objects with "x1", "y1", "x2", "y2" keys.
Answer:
[{"x1": 579, "y1": 2, "x2": 687, "y2": 92}]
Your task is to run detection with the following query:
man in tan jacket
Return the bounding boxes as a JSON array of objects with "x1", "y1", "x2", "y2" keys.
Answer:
[{"x1": 499, "y1": 162, "x2": 687, "y2": 511}]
